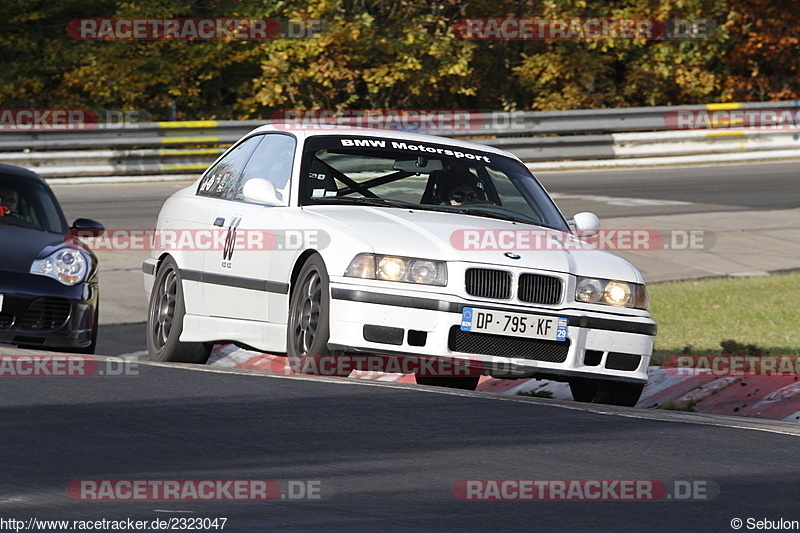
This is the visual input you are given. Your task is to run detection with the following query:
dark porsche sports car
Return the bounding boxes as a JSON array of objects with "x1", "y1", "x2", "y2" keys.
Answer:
[{"x1": 0, "y1": 164, "x2": 104, "y2": 353}]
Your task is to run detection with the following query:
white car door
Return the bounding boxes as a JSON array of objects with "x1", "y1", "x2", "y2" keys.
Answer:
[
  {"x1": 203, "y1": 133, "x2": 297, "y2": 323},
  {"x1": 192, "y1": 134, "x2": 263, "y2": 318}
]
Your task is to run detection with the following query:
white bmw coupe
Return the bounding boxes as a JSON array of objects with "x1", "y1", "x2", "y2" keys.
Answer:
[{"x1": 144, "y1": 126, "x2": 656, "y2": 406}]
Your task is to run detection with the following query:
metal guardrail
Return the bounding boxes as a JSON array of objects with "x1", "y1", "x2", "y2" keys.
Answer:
[
  {"x1": 1, "y1": 100, "x2": 799, "y2": 177},
  {"x1": 0, "y1": 121, "x2": 252, "y2": 152},
  {"x1": 0, "y1": 147, "x2": 225, "y2": 178}
]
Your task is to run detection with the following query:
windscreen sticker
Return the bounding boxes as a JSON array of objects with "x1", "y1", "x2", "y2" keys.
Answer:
[
  {"x1": 311, "y1": 188, "x2": 327, "y2": 197},
  {"x1": 339, "y1": 138, "x2": 491, "y2": 163}
]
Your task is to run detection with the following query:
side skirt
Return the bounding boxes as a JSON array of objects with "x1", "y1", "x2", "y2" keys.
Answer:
[{"x1": 181, "y1": 314, "x2": 287, "y2": 353}]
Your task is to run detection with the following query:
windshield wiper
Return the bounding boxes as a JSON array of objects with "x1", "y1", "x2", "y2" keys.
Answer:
[
  {"x1": 455, "y1": 208, "x2": 541, "y2": 225},
  {"x1": 0, "y1": 218, "x2": 36, "y2": 230},
  {"x1": 315, "y1": 196, "x2": 418, "y2": 208}
]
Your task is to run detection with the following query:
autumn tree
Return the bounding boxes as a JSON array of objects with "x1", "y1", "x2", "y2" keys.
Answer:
[{"x1": 0, "y1": 0, "x2": 796, "y2": 119}]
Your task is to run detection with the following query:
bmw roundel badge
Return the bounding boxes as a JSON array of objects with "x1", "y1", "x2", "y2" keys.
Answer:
[{"x1": 504, "y1": 252, "x2": 521, "y2": 259}]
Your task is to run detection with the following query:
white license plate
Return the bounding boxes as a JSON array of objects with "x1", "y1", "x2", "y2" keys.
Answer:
[{"x1": 461, "y1": 307, "x2": 568, "y2": 341}]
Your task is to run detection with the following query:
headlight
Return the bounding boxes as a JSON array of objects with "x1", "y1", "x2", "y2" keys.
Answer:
[
  {"x1": 378, "y1": 256, "x2": 406, "y2": 281},
  {"x1": 575, "y1": 277, "x2": 648, "y2": 310},
  {"x1": 604, "y1": 280, "x2": 631, "y2": 306},
  {"x1": 31, "y1": 248, "x2": 89, "y2": 286},
  {"x1": 576, "y1": 277, "x2": 603, "y2": 303},
  {"x1": 345, "y1": 253, "x2": 447, "y2": 286}
]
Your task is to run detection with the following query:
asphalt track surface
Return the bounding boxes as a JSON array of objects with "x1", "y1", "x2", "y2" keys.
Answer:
[
  {"x1": 53, "y1": 160, "x2": 800, "y2": 223},
  {"x1": 2, "y1": 360, "x2": 800, "y2": 532},
  {"x1": 1, "y1": 161, "x2": 797, "y2": 532},
  {"x1": 537, "y1": 161, "x2": 800, "y2": 214}
]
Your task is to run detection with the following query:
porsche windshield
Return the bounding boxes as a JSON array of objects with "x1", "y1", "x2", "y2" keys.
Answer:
[
  {"x1": 300, "y1": 135, "x2": 569, "y2": 231},
  {"x1": 0, "y1": 173, "x2": 66, "y2": 233}
]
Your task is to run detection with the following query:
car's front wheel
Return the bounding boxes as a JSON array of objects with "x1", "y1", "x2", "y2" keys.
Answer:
[
  {"x1": 287, "y1": 255, "x2": 350, "y2": 377},
  {"x1": 146, "y1": 257, "x2": 211, "y2": 363},
  {"x1": 568, "y1": 378, "x2": 644, "y2": 407}
]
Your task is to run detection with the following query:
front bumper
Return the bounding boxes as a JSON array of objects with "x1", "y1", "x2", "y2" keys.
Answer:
[
  {"x1": 327, "y1": 281, "x2": 655, "y2": 384},
  {"x1": 0, "y1": 271, "x2": 98, "y2": 349}
]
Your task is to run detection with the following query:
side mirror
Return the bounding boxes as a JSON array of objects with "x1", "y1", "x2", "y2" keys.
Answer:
[
  {"x1": 243, "y1": 178, "x2": 286, "y2": 206},
  {"x1": 568, "y1": 212, "x2": 600, "y2": 237},
  {"x1": 71, "y1": 217, "x2": 105, "y2": 237}
]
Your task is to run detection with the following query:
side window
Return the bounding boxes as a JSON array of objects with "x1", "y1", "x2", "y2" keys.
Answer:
[
  {"x1": 234, "y1": 134, "x2": 297, "y2": 203},
  {"x1": 197, "y1": 135, "x2": 262, "y2": 199}
]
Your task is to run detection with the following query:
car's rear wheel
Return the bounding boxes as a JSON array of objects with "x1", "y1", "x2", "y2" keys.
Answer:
[
  {"x1": 147, "y1": 257, "x2": 210, "y2": 363},
  {"x1": 568, "y1": 378, "x2": 644, "y2": 407},
  {"x1": 287, "y1": 255, "x2": 350, "y2": 377},
  {"x1": 415, "y1": 376, "x2": 480, "y2": 390}
]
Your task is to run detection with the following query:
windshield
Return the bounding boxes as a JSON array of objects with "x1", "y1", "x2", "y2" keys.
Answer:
[
  {"x1": 0, "y1": 173, "x2": 67, "y2": 233},
  {"x1": 299, "y1": 135, "x2": 569, "y2": 231}
]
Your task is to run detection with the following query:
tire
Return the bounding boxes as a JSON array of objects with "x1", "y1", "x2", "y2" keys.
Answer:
[
  {"x1": 146, "y1": 257, "x2": 210, "y2": 363},
  {"x1": 287, "y1": 255, "x2": 350, "y2": 376},
  {"x1": 569, "y1": 378, "x2": 644, "y2": 407},
  {"x1": 415, "y1": 376, "x2": 480, "y2": 390}
]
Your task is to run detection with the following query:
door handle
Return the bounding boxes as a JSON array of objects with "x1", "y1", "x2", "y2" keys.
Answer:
[{"x1": 213, "y1": 217, "x2": 225, "y2": 227}]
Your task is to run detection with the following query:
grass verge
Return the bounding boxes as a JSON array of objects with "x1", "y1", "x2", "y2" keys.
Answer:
[{"x1": 648, "y1": 271, "x2": 800, "y2": 365}]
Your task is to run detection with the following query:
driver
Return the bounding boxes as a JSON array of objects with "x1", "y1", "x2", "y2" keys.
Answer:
[
  {"x1": 445, "y1": 182, "x2": 485, "y2": 206},
  {"x1": 436, "y1": 171, "x2": 487, "y2": 206},
  {"x1": 0, "y1": 185, "x2": 19, "y2": 216}
]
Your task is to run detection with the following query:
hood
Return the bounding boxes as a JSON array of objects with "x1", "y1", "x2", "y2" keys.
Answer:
[
  {"x1": 0, "y1": 225, "x2": 70, "y2": 273},
  {"x1": 305, "y1": 206, "x2": 643, "y2": 282}
]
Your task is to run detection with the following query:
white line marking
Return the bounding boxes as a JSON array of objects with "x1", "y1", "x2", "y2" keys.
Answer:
[
  {"x1": 118, "y1": 350, "x2": 148, "y2": 360},
  {"x1": 549, "y1": 193, "x2": 691, "y2": 207}
]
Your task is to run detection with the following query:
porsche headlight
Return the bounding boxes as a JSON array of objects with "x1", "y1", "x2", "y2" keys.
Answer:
[
  {"x1": 575, "y1": 277, "x2": 647, "y2": 310},
  {"x1": 345, "y1": 253, "x2": 447, "y2": 286},
  {"x1": 31, "y1": 248, "x2": 89, "y2": 286}
]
